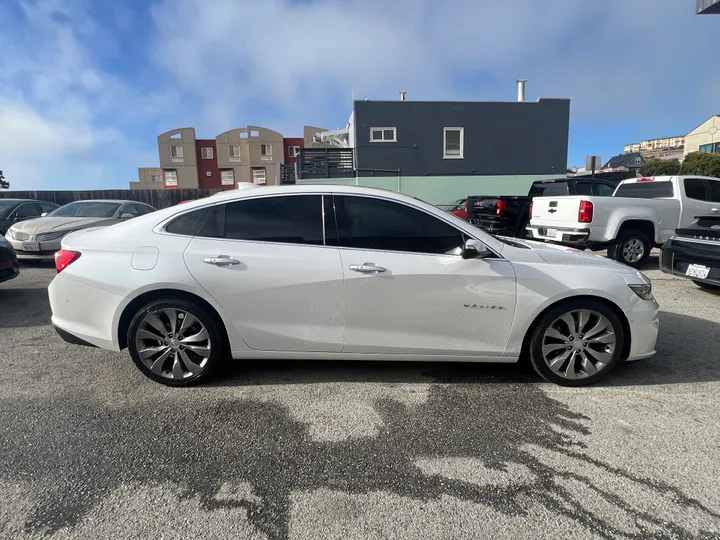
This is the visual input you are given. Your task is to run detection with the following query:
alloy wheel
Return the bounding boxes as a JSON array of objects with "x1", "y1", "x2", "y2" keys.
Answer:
[
  {"x1": 134, "y1": 308, "x2": 212, "y2": 380},
  {"x1": 622, "y1": 239, "x2": 645, "y2": 264},
  {"x1": 541, "y1": 309, "x2": 616, "y2": 380}
]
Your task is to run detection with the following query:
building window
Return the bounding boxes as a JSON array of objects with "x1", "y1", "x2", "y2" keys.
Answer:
[
  {"x1": 170, "y1": 145, "x2": 183, "y2": 159},
  {"x1": 229, "y1": 145, "x2": 241, "y2": 162},
  {"x1": 443, "y1": 127, "x2": 464, "y2": 159},
  {"x1": 260, "y1": 144, "x2": 272, "y2": 157},
  {"x1": 700, "y1": 144, "x2": 714, "y2": 153},
  {"x1": 164, "y1": 170, "x2": 178, "y2": 187},
  {"x1": 288, "y1": 146, "x2": 301, "y2": 158},
  {"x1": 252, "y1": 168, "x2": 267, "y2": 184},
  {"x1": 201, "y1": 147, "x2": 214, "y2": 159},
  {"x1": 221, "y1": 170, "x2": 235, "y2": 186},
  {"x1": 370, "y1": 127, "x2": 397, "y2": 142},
  {"x1": 634, "y1": 157, "x2": 642, "y2": 165},
  {"x1": 150, "y1": 175, "x2": 162, "y2": 183}
]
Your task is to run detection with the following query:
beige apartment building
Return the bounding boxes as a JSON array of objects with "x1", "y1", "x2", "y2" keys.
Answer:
[
  {"x1": 684, "y1": 115, "x2": 720, "y2": 157},
  {"x1": 132, "y1": 125, "x2": 329, "y2": 190},
  {"x1": 624, "y1": 136, "x2": 685, "y2": 160}
]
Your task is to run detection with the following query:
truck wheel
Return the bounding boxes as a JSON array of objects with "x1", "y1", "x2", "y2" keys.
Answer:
[{"x1": 609, "y1": 230, "x2": 651, "y2": 268}]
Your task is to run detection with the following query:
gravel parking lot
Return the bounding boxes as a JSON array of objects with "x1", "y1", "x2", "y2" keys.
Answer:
[{"x1": 1, "y1": 258, "x2": 719, "y2": 539}]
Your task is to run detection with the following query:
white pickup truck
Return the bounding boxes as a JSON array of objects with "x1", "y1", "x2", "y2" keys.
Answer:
[{"x1": 527, "y1": 175, "x2": 720, "y2": 268}]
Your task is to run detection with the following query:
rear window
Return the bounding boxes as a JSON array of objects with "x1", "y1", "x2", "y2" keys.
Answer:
[
  {"x1": 529, "y1": 181, "x2": 568, "y2": 197},
  {"x1": 614, "y1": 181, "x2": 674, "y2": 199}
]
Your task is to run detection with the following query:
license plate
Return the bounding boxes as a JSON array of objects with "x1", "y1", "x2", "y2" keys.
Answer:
[
  {"x1": 22, "y1": 242, "x2": 40, "y2": 252},
  {"x1": 546, "y1": 228, "x2": 558, "y2": 239},
  {"x1": 686, "y1": 264, "x2": 710, "y2": 279}
]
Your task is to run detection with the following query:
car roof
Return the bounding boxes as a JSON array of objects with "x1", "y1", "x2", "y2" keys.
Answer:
[
  {"x1": 0, "y1": 198, "x2": 55, "y2": 204},
  {"x1": 205, "y1": 183, "x2": 422, "y2": 204},
  {"x1": 59, "y1": 199, "x2": 155, "y2": 207}
]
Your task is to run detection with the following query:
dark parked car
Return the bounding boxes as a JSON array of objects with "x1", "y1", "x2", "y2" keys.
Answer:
[
  {"x1": 466, "y1": 177, "x2": 619, "y2": 238},
  {"x1": 660, "y1": 214, "x2": 720, "y2": 291},
  {"x1": 0, "y1": 199, "x2": 60, "y2": 235},
  {"x1": 0, "y1": 235, "x2": 19, "y2": 283}
]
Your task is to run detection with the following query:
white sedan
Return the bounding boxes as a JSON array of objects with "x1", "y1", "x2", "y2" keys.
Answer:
[{"x1": 48, "y1": 184, "x2": 660, "y2": 387}]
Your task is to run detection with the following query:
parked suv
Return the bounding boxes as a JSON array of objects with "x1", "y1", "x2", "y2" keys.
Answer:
[{"x1": 0, "y1": 199, "x2": 59, "y2": 235}]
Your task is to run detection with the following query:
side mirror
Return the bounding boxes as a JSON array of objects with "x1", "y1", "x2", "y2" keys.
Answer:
[
  {"x1": 120, "y1": 213, "x2": 135, "y2": 220},
  {"x1": 41, "y1": 212, "x2": 48, "y2": 217},
  {"x1": 462, "y1": 238, "x2": 490, "y2": 260}
]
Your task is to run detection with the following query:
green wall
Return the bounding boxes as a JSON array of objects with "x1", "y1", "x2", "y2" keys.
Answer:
[{"x1": 296, "y1": 175, "x2": 559, "y2": 206}]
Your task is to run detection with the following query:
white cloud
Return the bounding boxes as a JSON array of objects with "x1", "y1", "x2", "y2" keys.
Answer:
[{"x1": 151, "y1": 0, "x2": 720, "y2": 138}]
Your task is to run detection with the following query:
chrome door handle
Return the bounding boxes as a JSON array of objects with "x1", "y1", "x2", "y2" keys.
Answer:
[
  {"x1": 712, "y1": 208, "x2": 720, "y2": 213},
  {"x1": 349, "y1": 263, "x2": 386, "y2": 273},
  {"x1": 203, "y1": 255, "x2": 241, "y2": 266}
]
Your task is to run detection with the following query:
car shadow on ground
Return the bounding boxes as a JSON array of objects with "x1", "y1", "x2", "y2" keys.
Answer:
[
  {"x1": 213, "y1": 310, "x2": 720, "y2": 389},
  {"x1": 0, "y1": 287, "x2": 52, "y2": 329}
]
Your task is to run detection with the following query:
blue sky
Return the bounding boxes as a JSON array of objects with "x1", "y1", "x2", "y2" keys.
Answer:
[{"x1": 1, "y1": 0, "x2": 719, "y2": 189}]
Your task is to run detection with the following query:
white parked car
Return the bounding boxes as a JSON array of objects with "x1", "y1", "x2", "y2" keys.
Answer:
[
  {"x1": 48, "y1": 185, "x2": 659, "y2": 387},
  {"x1": 527, "y1": 175, "x2": 720, "y2": 268}
]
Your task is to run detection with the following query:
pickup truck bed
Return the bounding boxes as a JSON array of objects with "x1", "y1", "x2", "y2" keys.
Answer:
[
  {"x1": 527, "y1": 175, "x2": 720, "y2": 268},
  {"x1": 465, "y1": 177, "x2": 618, "y2": 238}
]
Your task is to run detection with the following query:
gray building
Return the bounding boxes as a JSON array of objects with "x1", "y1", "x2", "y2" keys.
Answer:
[{"x1": 352, "y1": 98, "x2": 570, "y2": 177}]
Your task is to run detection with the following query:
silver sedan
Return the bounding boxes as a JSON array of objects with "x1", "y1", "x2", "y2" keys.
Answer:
[{"x1": 5, "y1": 200, "x2": 156, "y2": 260}]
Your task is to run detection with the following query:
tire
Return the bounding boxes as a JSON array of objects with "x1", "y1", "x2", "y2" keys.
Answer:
[
  {"x1": 127, "y1": 298, "x2": 227, "y2": 386},
  {"x1": 528, "y1": 299, "x2": 625, "y2": 387},
  {"x1": 609, "y1": 230, "x2": 651, "y2": 268},
  {"x1": 692, "y1": 280, "x2": 720, "y2": 291}
]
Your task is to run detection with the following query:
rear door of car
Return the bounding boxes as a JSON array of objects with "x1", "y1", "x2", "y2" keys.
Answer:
[{"x1": 181, "y1": 194, "x2": 345, "y2": 353}]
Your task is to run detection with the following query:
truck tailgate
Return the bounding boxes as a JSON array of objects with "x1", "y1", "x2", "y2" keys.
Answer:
[{"x1": 531, "y1": 196, "x2": 583, "y2": 223}]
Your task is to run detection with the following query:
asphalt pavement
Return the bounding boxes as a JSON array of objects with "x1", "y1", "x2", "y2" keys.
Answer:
[{"x1": 1, "y1": 258, "x2": 719, "y2": 539}]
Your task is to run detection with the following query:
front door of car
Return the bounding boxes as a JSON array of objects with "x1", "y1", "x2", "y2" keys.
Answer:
[
  {"x1": 333, "y1": 195, "x2": 517, "y2": 356},
  {"x1": 12, "y1": 202, "x2": 41, "y2": 224},
  {"x1": 182, "y1": 194, "x2": 345, "y2": 353}
]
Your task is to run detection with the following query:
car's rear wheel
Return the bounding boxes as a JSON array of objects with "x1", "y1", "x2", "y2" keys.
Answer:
[
  {"x1": 127, "y1": 298, "x2": 226, "y2": 386},
  {"x1": 528, "y1": 300, "x2": 625, "y2": 387},
  {"x1": 609, "y1": 230, "x2": 651, "y2": 268}
]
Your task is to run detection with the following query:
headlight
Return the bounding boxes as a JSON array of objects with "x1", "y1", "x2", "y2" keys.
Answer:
[
  {"x1": 7, "y1": 228, "x2": 17, "y2": 240},
  {"x1": 628, "y1": 283, "x2": 653, "y2": 301}
]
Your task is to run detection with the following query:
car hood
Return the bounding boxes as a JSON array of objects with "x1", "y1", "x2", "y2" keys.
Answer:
[
  {"x1": 507, "y1": 238, "x2": 638, "y2": 274},
  {"x1": 10, "y1": 216, "x2": 115, "y2": 233}
]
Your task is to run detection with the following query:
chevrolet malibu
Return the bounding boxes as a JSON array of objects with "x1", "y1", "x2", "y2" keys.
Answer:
[{"x1": 48, "y1": 185, "x2": 660, "y2": 387}]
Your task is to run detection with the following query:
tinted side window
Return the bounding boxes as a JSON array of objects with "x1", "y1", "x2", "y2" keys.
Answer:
[
  {"x1": 224, "y1": 195, "x2": 324, "y2": 245},
  {"x1": 39, "y1": 203, "x2": 57, "y2": 214},
  {"x1": 684, "y1": 178, "x2": 707, "y2": 201},
  {"x1": 529, "y1": 181, "x2": 568, "y2": 197},
  {"x1": 15, "y1": 203, "x2": 40, "y2": 218},
  {"x1": 166, "y1": 207, "x2": 215, "y2": 237},
  {"x1": 335, "y1": 195, "x2": 464, "y2": 255},
  {"x1": 573, "y1": 183, "x2": 593, "y2": 196},
  {"x1": 614, "y1": 182, "x2": 674, "y2": 198},
  {"x1": 134, "y1": 204, "x2": 154, "y2": 215},
  {"x1": 593, "y1": 183, "x2": 616, "y2": 197},
  {"x1": 705, "y1": 180, "x2": 720, "y2": 203}
]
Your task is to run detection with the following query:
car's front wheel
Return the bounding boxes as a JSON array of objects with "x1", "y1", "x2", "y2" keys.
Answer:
[
  {"x1": 127, "y1": 298, "x2": 226, "y2": 386},
  {"x1": 528, "y1": 300, "x2": 625, "y2": 387}
]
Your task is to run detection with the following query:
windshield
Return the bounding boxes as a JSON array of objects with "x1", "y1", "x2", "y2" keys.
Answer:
[
  {"x1": 0, "y1": 201, "x2": 18, "y2": 219},
  {"x1": 49, "y1": 201, "x2": 121, "y2": 218}
]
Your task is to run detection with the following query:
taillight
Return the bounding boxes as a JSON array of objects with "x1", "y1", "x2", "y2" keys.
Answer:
[
  {"x1": 496, "y1": 200, "x2": 507, "y2": 216},
  {"x1": 578, "y1": 200, "x2": 593, "y2": 223},
  {"x1": 55, "y1": 250, "x2": 81, "y2": 273},
  {"x1": 637, "y1": 177, "x2": 654, "y2": 182},
  {"x1": 529, "y1": 203, "x2": 533, "y2": 219}
]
